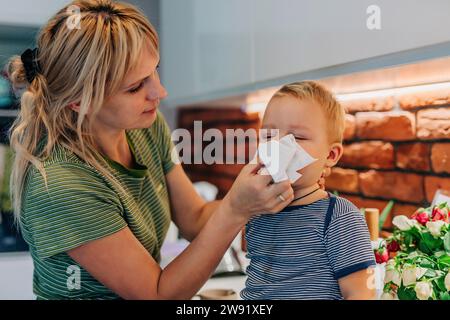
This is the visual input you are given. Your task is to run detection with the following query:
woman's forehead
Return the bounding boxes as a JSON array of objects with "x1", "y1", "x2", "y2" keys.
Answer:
[{"x1": 123, "y1": 44, "x2": 159, "y2": 87}]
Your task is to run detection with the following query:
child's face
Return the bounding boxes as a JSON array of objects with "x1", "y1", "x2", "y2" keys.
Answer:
[{"x1": 261, "y1": 95, "x2": 341, "y2": 189}]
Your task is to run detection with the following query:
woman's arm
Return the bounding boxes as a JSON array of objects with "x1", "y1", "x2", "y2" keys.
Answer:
[
  {"x1": 67, "y1": 199, "x2": 243, "y2": 300},
  {"x1": 165, "y1": 164, "x2": 222, "y2": 241},
  {"x1": 166, "y1": 165, "x2": 331, "y2": 241},
  {"x1": 67, "y1": 161, "x2": 294, "y2": 299}
]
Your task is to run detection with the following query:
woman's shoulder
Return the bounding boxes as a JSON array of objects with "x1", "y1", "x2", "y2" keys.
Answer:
[{"x1": 25, "y1": 145, "x2": 110, "y2": 193}]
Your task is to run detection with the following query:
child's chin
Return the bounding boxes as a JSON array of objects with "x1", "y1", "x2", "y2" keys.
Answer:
[{"x1": 292, "y1": 177, "x2": 319, "y2": 189}]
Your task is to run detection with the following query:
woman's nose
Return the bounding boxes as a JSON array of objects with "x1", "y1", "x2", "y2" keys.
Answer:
[{"x1": 146, "y1": 79, "x2": 168, "y2": 101}]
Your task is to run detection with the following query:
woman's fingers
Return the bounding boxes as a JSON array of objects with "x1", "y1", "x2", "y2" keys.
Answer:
[
  {"x1": 261, "y1": 180, "x2": 294, "y2": 212},
  {"x1": 267, "y1": 180, "x2": 293, "y2": 198},
  {"x1": 242, "y1": 158, "x2": 273, "y2": 185}
]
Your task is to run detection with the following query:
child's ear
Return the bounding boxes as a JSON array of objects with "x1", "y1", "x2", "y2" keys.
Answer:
[{"x1": 325, "y1": 142, "x2": 344, "y2": 168}]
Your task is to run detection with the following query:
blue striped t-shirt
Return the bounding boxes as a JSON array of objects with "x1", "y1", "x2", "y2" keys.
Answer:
[{"x1": 241, "y1": 194, "x2": 376, "y2": 300}]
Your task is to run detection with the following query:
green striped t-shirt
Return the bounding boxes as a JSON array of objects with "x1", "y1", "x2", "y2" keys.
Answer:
[{"x1": 20, "y1": 111, "x2": 175, "y2": 300}]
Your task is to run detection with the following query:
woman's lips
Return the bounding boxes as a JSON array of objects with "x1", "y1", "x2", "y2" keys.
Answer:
[{"x1": 143, "y1": 108, "x2": 156, "y2": 114}]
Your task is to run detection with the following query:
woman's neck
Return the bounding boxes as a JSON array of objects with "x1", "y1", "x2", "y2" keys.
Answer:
[
  {"x1": 289, "y1": 183, "x2": 329, "y2": 206},
  {"x1": 93, "y1": 127, "x2": 134, "y2": 168}
]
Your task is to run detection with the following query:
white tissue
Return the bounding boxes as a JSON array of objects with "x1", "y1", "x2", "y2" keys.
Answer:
[{"x1": 257, "y1": 134, "x2": 317, "y2": 183}]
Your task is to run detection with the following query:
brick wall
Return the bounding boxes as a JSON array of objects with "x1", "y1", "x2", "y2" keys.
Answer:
[
  {"x1": 177, "y1": 107, "x2": 261, "y2": 199},
  {"x1": 329, "y1": 88, "x2": 450, "y2": 229},
  {"x1": 177, "y1": 88, "x2": 450, "y2": 230}
]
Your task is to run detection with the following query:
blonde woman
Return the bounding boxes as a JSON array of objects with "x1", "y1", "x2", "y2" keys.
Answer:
[{"x1": 6, "y1": 0, "x2": 295, "y2": 299}]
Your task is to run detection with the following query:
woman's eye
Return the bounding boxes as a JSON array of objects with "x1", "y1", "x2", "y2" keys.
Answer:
[
  {"x1": 129, "y1": 82, "x2": 144, "y2": 94},
  {"x1": 294, "y1": 136, "x2": 306, "y2": 140}
]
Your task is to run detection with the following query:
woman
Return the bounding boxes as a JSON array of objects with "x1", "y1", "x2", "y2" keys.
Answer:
[{"x1": 6, "y1": 0, "x2": 295, "y2": 299}]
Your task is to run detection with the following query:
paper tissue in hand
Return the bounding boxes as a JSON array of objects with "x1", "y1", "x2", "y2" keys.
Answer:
[{"x1": 257, "y1": 134, "x2": 317, "y2": 183}]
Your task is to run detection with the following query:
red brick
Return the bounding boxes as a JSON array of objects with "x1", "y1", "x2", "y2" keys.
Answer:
[
  {"x1": 183, "y1": 163, "x2": 245, "y2": 178},
  {"x1": 213, "y1": 163, "x2": 245, "y2": 178},
  {"x1": 341, "y1": 195, "x2": 390, "y2": 228},
  {"x1": 341, "y1": 96, "x2": 394, "y2": 114},
  {"x1": 356, "y1": 111, "x2": 416, "y2": 141},
  {"x1": 340, "y1": 141, "x2": 394, "y2": 169},
  {"x1": 396, "y1": 143, "x2": 431, "y2": 172},
  {"x1": 431, "y1": 143, "x2": 450, "y2": 173},
  {"x1": 343, "y1": 114, "x2": 356, "y2": 140},
  {"x1": 394, "y1": 203, "x2": 420, "y2": 219},
  {"x1": 424, "y1": 176, "x2": 450, "y2": 203},
  {"x1": 326, "y1": 167, "x2": 359, "y2": 194},
  {"x1": 398, "y1": 88, "x2": 450, "y2": 110},
  {"x1": 417, "y1": 108, "x2": 450, "y2": 140},
  {"x1": 178, "y1": 107, "x2": 260, "y2": 128},
  {"x1": 359, "y1": 170, "x2": 424, "y2": 203},
  {"x1": 342, "y1": 195, "x2": 418, "y2": 229}
]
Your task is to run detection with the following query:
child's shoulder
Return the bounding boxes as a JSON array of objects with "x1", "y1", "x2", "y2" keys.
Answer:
[{"x1": 330, "y1": 195, "x2": 362, "y2": 219}]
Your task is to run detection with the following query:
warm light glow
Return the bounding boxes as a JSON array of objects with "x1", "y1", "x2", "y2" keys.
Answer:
[
  {"x1": 337, "y1": 81, "x2": 450, "y2": 102},
  {"x1": 242, "y1": 81, "x2": 450, "y2": 115}
]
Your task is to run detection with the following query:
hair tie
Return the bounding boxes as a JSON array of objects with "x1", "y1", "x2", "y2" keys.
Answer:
[{"x1": 20, "y1": 48, "x2": 41, "y2": 83}]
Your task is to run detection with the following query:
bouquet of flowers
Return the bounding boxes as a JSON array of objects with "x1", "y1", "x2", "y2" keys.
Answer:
[{"x1": 377, "y1": 202, "x2": 450, "y2": 300}]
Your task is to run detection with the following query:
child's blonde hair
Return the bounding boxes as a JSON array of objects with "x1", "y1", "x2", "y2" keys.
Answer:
[{"x1": 272, "y1": 81, "x2": 345, "y2": 143}]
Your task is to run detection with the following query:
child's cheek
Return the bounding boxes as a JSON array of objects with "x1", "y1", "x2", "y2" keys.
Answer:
[{"x1": 296, "y1": 157, "x2": 327, "y2": 186}]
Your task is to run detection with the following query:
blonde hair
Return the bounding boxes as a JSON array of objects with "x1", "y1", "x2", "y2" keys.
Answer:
[
  {"x1": 6, "y1": 0, "x2": 159, "y2": 224},
  {"x1": 272, "y1": 81, "x2": 345, "y2": 143}
]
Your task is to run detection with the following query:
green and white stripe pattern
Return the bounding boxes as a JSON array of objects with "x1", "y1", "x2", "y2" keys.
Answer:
[{"x1": 20, "y1": 111, "x2": 175, "y2": 299}]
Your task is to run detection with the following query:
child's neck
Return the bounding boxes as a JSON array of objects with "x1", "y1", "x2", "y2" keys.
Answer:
[{"x1": 289, "y1": 183, "x2": 329, "y2": 207}]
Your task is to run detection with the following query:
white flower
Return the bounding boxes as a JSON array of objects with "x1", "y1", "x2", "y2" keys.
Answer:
[
  {"x1": 386, "y1": 259, "x2": 396, "y2": 268},
  {"x1": 393, "y1": 215, "x2": 418, "y2": 231},
  {"x1": 425, "y1": 220, "x2": 446, "y2": 237},
  {"x1": 371, "y1": 239, "x2": 385, "y2": 250},
  {"x1": 416, "y1": 267, "x2": 428, "y2": 280},
  {"x1": 402, "y1": 266, "x2": 417, "y2": 286},
  {"x1": 445, "y1": 272, "x2": 450, "y2": 291},
  {"x1": 402, "y1": 266, "x2": 428, "y2": 286},
  {"x1": 380, "y1": 292, "x2": 398, "y2": 300},
  {"x1": 385, "y1": 268, "x2": 402, "y2": 286},
  {"x1": 414, "y1": 282, "x2": 433, "y2": 300}
]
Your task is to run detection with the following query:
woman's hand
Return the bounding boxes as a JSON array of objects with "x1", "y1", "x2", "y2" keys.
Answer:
[{"x1": 222, "y1": 160, "x2": 294, "y2": 223}]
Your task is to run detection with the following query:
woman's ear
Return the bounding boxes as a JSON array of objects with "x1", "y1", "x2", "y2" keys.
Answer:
[
  {"x1": 325, "y1": 142, "x2": 344, "y2": 168},
  {"x1": 68, "y1": 102, "x2": 81, "y2": 113}
]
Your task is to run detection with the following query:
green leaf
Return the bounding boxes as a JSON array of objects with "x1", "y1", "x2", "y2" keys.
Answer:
[
  {"x1": 444, "y1": 232, "x2": 450, "y2": 253},
  {"x1": 438, "y1": 254, "x2": 450, "y2": 269},
  {"x1": 438, "y1": 202, "x2": 448, "y2": 209},
  {"x1": 435, "y1": 277, "x2": 448, "y2": 292},
  {"x1": 434, "y1": 251, "x2": 447, "y2": 258},
  {"x1": 424, "y1": 269, "x2": 439, "y2": 278},
  {"x1": 422, "y1": 232, "x2": 443, "y2": 251},
  {"x1": 440, "y1": 292, "x2": 450, "y2": 300},
  {"x1": 419, "y1": 260, "x2": 434, "y2": 269},
  {"x1": 379, "y1": 200, "x2": 394, "y2": 231},
  {"x1": 397, "y1": 286, "x2": 417, "y2": 300},
  {"x1": 419, "y1": 239, "x2": 433, "y2": 255}
]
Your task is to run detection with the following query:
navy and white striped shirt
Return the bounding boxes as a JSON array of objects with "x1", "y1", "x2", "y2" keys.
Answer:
[{"x1": 241, "y1": 194, "x2": 376, "y2": 300}]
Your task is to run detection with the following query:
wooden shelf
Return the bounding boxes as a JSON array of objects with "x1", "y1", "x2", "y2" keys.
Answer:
[{"x1": 0, "y1": 110, "x2": 18, "y2": 118}]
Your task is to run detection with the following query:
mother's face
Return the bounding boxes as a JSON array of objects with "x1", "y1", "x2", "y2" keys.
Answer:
[{"x1": 95, "y1": 41, "x2": 168, "y2": 132}]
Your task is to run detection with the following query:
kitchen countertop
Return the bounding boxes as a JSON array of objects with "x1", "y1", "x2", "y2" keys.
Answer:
[
  {"x1": 0, "y1": 251, "x2": 247, "y2": 300},
  {"x1": 0, "y1": 251, "x2": 383, "y2": 300}
]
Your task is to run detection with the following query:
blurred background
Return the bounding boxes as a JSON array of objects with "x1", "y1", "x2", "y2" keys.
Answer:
[{"x1": 0, "y1": 0, "x2": 449, "y2": 299}]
